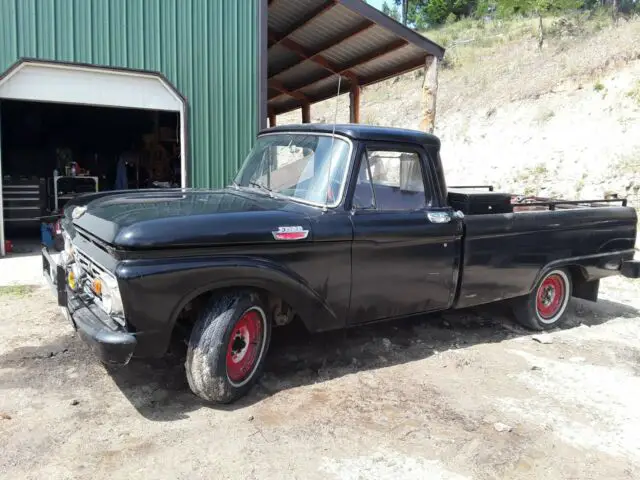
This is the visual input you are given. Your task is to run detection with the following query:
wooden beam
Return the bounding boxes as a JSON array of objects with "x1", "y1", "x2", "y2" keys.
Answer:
[
  {"x1": 359, "y1": 57, "x2": 425, "y2": 89},
  {"x1": 270, "y1": 32, "x2": 359, "y2": 84},
  {"x1": 301, "y1": 103, "x2": 311, "y2": 123},
  {"x1": 338, "y1": 39, "x2": 407, "y2": 76},
  {"x1": 268, "y1": 0, "x2": 337, "y2": 48},
  {"x1": 268, "y1": 39, "x2": 408, "y2": 101},
  {"x1": 268, "y1": 21, "x2": 375, "y2": 79},
  {"x1": 419, "y1": 56, "x2": 439, "y2": 134},
  {"x1": 349, "y1": 83, "x2": 360, "y2": 124},
  {"x1": 277, "y1": 37, "x2": 339, "y2": 75},
  {"x1": 269, "y1": 79, "x2": 309, "y2": 103},
  {"x1": 269, "y1": 57, "x2": 427, "y2": 116},
  {"x1": 268, "y1": 112, "x2": 276, "y2": 127}
]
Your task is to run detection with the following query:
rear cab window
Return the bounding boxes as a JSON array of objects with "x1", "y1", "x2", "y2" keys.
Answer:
[{"x1": 352, "y1": 146, "x2": 433, "y2": 211}]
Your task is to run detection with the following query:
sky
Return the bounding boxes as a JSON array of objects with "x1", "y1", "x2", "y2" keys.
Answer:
[{"x1": 366, "y1": 0, "x2": 386, "y2": 11}]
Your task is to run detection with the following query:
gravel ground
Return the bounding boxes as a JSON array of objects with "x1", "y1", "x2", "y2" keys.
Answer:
[{"x1": 1, "y1": 276, "x2": 639, "y2": 480}]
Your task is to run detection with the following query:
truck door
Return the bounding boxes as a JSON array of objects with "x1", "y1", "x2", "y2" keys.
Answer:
[{"x1": 348, "y1": 144, "x2": 461, "y2": 324}]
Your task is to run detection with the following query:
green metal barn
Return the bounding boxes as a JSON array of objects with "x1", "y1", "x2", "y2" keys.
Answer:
[{"x1": 0, "y1": 0, "x2": 443, "y2": 255}]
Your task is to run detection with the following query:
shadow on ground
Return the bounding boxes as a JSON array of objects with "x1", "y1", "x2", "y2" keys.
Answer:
[{"x1": 103, "y1": 296, "x2": 638, "y2": 420}]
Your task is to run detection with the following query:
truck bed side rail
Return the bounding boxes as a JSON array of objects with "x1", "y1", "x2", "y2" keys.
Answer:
[{"x1": 512, "y1": 197, "x2": 628, "y2": 211}]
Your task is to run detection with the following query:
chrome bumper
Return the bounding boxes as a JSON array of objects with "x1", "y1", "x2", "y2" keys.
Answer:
[{"x1": 41, "y1": 247, "x2": 136, "y2": 365}]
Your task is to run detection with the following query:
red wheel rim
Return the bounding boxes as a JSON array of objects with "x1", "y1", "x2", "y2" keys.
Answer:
[
  {"x1": 226, "y1": 309, "x2": 264, "y2": 385},
  {"x1": 536, "y1": 274, "x2": 565, "y2": 320}
]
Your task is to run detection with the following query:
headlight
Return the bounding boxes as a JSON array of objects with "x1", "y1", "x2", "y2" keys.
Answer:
[
  {"x1": 60, "y1": 250, "x2": 72, "y2": 267},
  {"x1": 64, "y1": 234, "x2": 74, "y2": 257},
  {"x1": 99, "y1": 274, "x2": 124, "y2": 316},
  {"x1": 68, "y1": 264, "x2": 84, "y2": 291}
]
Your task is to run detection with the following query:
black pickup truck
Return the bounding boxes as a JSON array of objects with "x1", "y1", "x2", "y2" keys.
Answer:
[{"x1": 42, "y1": 124, "x2": 639, "y2": 403}]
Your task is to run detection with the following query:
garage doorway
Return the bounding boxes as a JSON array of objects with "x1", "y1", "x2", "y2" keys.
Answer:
[{"x1": 0, "y1": 61, "x2": 187, "y2": 256}]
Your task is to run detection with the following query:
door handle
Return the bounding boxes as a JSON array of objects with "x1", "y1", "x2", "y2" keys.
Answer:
[{"x1": 427, "y1": 211, "x2": 452, "y2": 223}]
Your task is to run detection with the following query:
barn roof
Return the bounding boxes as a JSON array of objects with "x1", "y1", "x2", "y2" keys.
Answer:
[{"x1": 267, "y1": 0, "x2": 444, "y2": 116}]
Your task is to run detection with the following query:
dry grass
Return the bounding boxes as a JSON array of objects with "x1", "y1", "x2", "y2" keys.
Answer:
[
  {"x1": 433, "y1": 15, "x2": 640, "y2": 116},
  {"x1": 0, "y1": 285, "x2": 35, "y2": 297}
]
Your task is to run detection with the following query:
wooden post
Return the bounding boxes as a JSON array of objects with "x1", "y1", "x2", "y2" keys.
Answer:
[
  {"x1": 268, "y1": 112, "x2": 276, "y2": 127},
  {"x1": 419, "y1": 55, "x2": 439, "y2": 134},
  {"x1": 349, "y1": 83, "x2": 361, "y2": 124},
  {"x1": 301, "y1": 102, "x2": 310, "y2": 123}
]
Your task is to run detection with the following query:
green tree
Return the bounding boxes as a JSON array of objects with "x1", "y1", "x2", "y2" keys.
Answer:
[
  {"x1": 393, "y1": 0, "x2": 477, "y2": 27},
  {"x1": 382, "y1": 1, "x2": 402, "y2": 21},
  {"x1": 393, "y1": 0, "x2": 431, "y2": 28},
  {"x1": 425, "y1": 0, "x2": 477, "y2": 24}
]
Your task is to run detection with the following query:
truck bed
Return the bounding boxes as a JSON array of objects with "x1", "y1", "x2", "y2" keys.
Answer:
[{"x1": 451, "y1": 189, "x2": 637, "y2": 309}]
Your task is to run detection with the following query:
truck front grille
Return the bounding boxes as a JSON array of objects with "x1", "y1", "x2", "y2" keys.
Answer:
[{"x1": 74, "y1": 247, "x2": 108, "y2": 293}]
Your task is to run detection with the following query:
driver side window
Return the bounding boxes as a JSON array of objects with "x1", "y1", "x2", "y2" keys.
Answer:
[{"x1": 353, "y1": 148, "x2": 429, "y2": 211}]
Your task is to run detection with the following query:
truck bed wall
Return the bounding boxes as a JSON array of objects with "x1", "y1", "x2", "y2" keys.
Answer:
[{"x1": 455, "y1": 206, "x2": 637, "y2": 309}]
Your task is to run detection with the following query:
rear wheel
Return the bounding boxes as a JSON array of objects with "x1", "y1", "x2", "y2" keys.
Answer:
[
  {"x1": 185, "y1": 291, "x2": 271, "y2": 403},
  {"x1": 512, "y1": 268, "x2": 572, "y2": 330}
]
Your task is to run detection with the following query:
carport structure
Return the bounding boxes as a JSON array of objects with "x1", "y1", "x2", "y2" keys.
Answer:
[{"x1": 265, "y1": 0, "x2": 445, "y2": 131}]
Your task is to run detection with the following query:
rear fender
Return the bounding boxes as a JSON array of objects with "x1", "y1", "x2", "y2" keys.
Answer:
[{"x1": 528, "y1": 249, "x2": 636, "y2": 300}]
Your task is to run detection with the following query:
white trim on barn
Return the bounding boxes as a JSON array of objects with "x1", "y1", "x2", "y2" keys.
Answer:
[{"x1": 0, "y1": 61, "x2": 187, "y2": 256}]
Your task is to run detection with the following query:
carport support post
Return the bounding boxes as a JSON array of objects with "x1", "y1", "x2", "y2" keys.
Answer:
[
  {"x1": 420, "y1": 55, "x2": 439, "y2": 134},
  {"x1": 301, "y1": 102, "x2": 311, "y2": 123},
  {"x1": 349, "y1": 83, "x2": 361, "y2": 124}
]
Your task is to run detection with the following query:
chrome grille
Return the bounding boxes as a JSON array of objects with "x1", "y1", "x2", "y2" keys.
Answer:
[{"x1": 74, "y1": 248, "x2": 107, "y2": 291}]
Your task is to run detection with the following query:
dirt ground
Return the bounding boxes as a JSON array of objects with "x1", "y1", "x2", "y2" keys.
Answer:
[{"x1": 1, "y1": 276, "x2": 639, "y2": 480}]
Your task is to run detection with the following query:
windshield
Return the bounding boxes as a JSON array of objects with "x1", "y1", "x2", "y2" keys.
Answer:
[{"x1": 234, "y1": 133, "x2": 351, "y2": 206}]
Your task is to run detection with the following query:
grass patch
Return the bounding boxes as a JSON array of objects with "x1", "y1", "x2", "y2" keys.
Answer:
[
  {"x1": 593, "y1": 80, "x2": 605, "y2": 92},
  {"x1": 512, "y1": 163, "x2": 551, "y2": 196},
  {"x1": 0, "y1": 285, "x2": 36, "y2": 297},
  {"x1": 627, "y1": 80, "x2": 640, "y2": 106},
  {"x1": 534, "y1": 107, "x2": 555, "y2": 124}
]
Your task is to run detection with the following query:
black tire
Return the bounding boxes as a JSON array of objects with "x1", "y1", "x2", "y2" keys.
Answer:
[
  {"x1": 512, "y1": 268, "x2": 572, "y2": 331},
  {"x1": 185, "y1": 290, "x2": 271, "y2": 404}
]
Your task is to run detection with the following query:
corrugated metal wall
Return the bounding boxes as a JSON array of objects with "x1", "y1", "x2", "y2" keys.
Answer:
[{"x1": 0, "y1": 0, "x2": 260, "y2": 188}]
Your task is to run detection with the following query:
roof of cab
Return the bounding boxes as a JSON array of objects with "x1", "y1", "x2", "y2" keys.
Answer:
[{"x1": 260, "y1": 123, "x2": 440, "y2": 146}]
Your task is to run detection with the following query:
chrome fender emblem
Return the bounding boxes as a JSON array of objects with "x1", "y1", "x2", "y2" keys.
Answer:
[{"x1": 272, "y1": 226, "x2": 309, "y2": 241}]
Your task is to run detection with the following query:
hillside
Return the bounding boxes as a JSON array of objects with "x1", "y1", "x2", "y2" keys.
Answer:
[{"x1": 279, "y1": 14, "x2": 640, "y2": 207}]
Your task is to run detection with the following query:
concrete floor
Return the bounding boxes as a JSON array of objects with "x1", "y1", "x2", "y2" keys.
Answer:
[{"x1": 0, "y1": 238, "x2": 53, "y2": 287}]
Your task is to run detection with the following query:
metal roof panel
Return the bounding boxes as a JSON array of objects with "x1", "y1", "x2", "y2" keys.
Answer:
[{"x1": 288, "y1": 4, "x2": 364, "y2": 50}]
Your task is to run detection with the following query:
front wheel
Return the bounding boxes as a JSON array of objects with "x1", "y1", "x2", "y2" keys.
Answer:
[
  {"x1": 512, "y1": 268, "x2": 572, "y2": 330},
  {"x1": 185, "y1": 291, "x2": 271, "y2": 404}
]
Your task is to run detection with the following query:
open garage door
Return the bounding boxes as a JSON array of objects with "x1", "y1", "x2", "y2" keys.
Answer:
[{"x1": 0, "y1": 60, "x2": 187, "y2": 256}]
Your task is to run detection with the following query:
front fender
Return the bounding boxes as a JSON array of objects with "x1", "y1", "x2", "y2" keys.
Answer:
[{"x1": 115, "y1": 256, "x2": 342, "y2": 357}]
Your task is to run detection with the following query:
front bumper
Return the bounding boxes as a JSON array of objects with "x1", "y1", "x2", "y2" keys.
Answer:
[{"x1": 42, "y1": 248, "x2": 136, "y2": 366}]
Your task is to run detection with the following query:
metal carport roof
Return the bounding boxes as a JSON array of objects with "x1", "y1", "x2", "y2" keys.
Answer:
[{"x1": 267, "y1": 0, "x2": 444, "y2": 116}]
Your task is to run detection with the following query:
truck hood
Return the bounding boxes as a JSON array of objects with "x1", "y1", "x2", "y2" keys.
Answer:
[{"x1": 67, "y1": 188, "x2": 317, "y2": 249}]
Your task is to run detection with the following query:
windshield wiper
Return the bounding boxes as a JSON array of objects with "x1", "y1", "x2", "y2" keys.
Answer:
[{"x1": 248, "y1": 181, "x2": 273, "y2": 197}]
